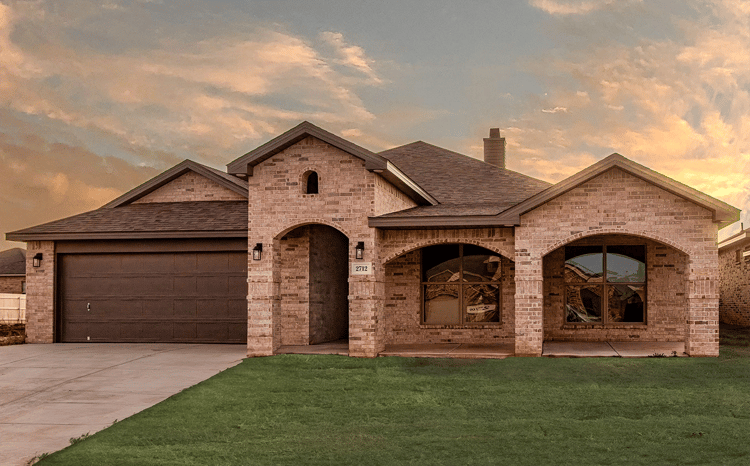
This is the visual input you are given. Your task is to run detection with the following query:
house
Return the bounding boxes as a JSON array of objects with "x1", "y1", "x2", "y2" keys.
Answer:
[
  {"x1": 0, "y1": 248, "x2": 26, "y2": 294},
  {"x1": 6, "y1": 122, "x2": 740, "y2": 357},
  {"x1": 718, "y1": 228, "x2": 750, "y2": 326}
]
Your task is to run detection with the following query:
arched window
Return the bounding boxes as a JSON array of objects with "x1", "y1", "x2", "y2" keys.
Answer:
[
  {"x1": 422, "y1": 244, "x2": 502, "y2": 325},
  {"x1": 303, "y1": 171, "x2": 319, "y2": 194}
]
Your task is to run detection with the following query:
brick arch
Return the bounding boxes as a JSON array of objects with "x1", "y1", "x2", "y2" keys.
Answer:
[
  {"x1": 273, "y1": 219, "x2": 351, "y2": 241},
  {"x1": 539, "y1": 228, "x2": 693, "y2": 259},
  {"x1": 382, "y1": 239, "x2": 514, "y2": 265}
]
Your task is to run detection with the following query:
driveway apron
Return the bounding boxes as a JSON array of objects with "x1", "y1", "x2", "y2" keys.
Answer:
[{"x1": 0, "y1": 343, "x2": 245, "y2": 466}]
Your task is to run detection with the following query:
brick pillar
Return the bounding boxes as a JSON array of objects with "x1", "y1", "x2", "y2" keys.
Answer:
[
  {"x1": 515, "y1": 248, "x2": 543, "y2": 356},
  {"x1": 246, "y1": 241, "x2": 280, "y2": 357},
  {"x1": 25, "y1": 241, "x2": 55, "y2": 343},
  {"x1": 348, "y1": 275, "x2": 385, "y2": 357},
  {"x1": 686, "y1": 276, "x2": 720, "y2": 357}
]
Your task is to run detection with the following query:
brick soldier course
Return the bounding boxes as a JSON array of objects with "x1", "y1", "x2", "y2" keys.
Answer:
[{"x1": 7, "y1": 121, "x2": 740, "y2": 357}]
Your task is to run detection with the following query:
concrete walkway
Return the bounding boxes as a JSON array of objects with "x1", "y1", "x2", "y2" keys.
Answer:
[
  {"x1": 0, "y1": 343, "x2": 246, "y2": 466},
  {"x1": 543, "y1": 341, "x2": 686, "y2": 358}
]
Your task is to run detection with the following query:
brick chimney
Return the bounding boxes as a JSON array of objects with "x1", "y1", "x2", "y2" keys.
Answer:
[{"x1": 483, "y1": 128, "x2": 506, "y2": 168}]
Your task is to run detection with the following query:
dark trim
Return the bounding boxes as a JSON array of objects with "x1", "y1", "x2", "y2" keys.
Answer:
[
  {"x1": 227, "y1": 121, "x2": 388, "y2": 175},
  {"x1": 7, "y1": 230, "x2": 248, "y2": 242},
  {"x1": 0, "y1": 274, "x2": 25, "y2": 277},
  {"x1": 104, "y1": 160, "x2": 248, "y2": 208},
  {"x1": 369, "y1": 215, "x2": 516, "y2": 229},
  {"x1": 56, "y1": 238, "x2": 248, "y2": 254}
]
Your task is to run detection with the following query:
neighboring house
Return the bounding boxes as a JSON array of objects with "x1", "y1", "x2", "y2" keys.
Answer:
[
  {"x1": 718, "y1": 229, "x2": 750, "y2": 326},
  {"x1": 6, "y1": 122, "x2": 740, "y2": 357},
  {"x1": 0, "y1": 248, "x2": 26, "y2": 294}
]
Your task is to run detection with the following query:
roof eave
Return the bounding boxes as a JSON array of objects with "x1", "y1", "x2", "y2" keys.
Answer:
[
  {"x1": 381, "y1": 162, "x2": 438, "y2": 206},
  {"x1": 6, "y1": 230, "x2": 249, "y2": 242},
  {"x1": 718, "y1": 230, "x2": 750, "y2": 251},
  {"x1": 368, "y1": 215, "x2": 516, "y2": 229},
  {"x1": 226, "y1": 121, "x2": 388, "y2": 175}
]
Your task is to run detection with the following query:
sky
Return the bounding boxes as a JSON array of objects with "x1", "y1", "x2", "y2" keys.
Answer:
[{"x1": 1, "y1": 0, "x2": 749, "y2": 251}]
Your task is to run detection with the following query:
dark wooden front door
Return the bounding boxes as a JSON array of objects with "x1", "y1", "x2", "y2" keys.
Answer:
[{"x1": 59, "y1": 252, "x2": 247, "y2": 343}]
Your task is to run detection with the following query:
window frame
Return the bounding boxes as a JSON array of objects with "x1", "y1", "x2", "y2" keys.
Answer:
[
  {"x1": 420, "y1": 244, "x2": 503, "y2": 326},
  {"x1": 302, "y1": 170, "x2": 319, "y2": 195},
  {"x1": 563, "y1": 244, "x2": 647, "y2": 326}
]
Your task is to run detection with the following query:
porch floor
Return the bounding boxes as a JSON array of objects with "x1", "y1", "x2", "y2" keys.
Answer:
[
  {"x1": 276, "y1": 339, "x2": 349, "y2": 356},
  {"x1": 275, "y1": 340, "x2": 687, "y2": 358}
]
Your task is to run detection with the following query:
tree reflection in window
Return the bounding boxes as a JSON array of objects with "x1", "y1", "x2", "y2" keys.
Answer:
[
  {"x1": 422, "y1": 244, "x2": 502, "y2": 325},
  {"x1": 565, "y1": 245, "x2": 645, "y2": 324}
]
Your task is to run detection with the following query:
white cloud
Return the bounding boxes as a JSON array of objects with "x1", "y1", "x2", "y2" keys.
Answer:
[{"x1": 528, "y1": 0, "x2": 641, "y2": 16}]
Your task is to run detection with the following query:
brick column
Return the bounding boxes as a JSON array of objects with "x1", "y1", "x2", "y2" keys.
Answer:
[
  {"x1": 348, "y1": 275, "x2": 385, "y2": 357},
  {"x1": 25, "y1": 241, "x2": 55, "y2": 343},
  {"x1": 246, "y1": 241, "x2": 280, "y2": 357},
  {"x1": 515, "y1": 247, "x2": 543, "y2": 356},
  {"x1": 686, "y1": 277, "x2": 720, "y2": 357}
]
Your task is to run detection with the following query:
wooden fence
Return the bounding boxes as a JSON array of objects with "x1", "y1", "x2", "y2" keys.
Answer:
[{"x1": 0, "y1": 293, "x2": 26, "y2": 323}]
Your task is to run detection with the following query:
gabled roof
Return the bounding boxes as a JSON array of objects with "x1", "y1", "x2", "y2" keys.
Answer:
[
  {"x1": 6, "y1": 201, "x2": 248, "y2": 241},
  {"x1": 103, "y1": 160, "x2": 248, "y2": 208},
  {"x1": 0, "y1": 248, "x2": 26, "y2": 276},
  {"x1": 226, "y1": 121, "x2": 437, "y2": 206},
  {"x1": 496, "y1": 153, "x2": 740, "y2": 228}
]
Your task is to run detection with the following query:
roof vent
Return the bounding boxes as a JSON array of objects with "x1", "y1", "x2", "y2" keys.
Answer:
[{"x1": 483, "y1": 128, "x2": 506, "y2": 169}]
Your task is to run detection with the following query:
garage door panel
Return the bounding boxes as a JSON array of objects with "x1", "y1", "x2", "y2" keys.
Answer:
[
  {"x1": 197, "y1": 253, "x2": 230, "y2": 272},
  {"x1": 197, "y1": 299, "x2": 227, "y2": 318},
  {"x1": 174, "y1": 322, "x2": 197, "y2": 340},
  {"x1": 60, "y1": 251, "x2": 246, "y2": 343},
  {"x1": 198, "y1": 322, "x2": 227, "y2": 341},
  {"x1": 174, "y1": 276, "x2": 197, "y2": 295},
  {"x1": 174, "y1": 299, "x2": 197, "y2": 317},
  {"x1": 143, "y1": 299, "x2": 174, "y2": 317}
]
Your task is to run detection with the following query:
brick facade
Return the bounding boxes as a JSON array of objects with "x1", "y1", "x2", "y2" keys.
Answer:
[
  {"x1": 24, "y1": 241, "x2": 55, "y2": 343},
  {"x1": 246, "y1": 136, "x2": 416, "y2": 358},
  {"x1": 0, "y1": 276, "x2": 24, "y2": 294},
  {"x1": 515, "y1": 168, "x2": 719, "y2": 356},
  {"x1": 133, "y1": 172, "x2": 246, "y2": 203},
  {"x1": 718, "y1": 241, "x2": 750, "y2": 326}
]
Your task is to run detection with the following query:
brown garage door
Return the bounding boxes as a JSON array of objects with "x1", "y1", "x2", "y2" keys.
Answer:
[{"x1": 59, "y1": 252, "x2": 247, "y2": 343}]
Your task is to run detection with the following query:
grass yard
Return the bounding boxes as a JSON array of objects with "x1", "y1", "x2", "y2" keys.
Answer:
[{"x1": 36, "y1": 327, "x2": 750, "y2": 466}]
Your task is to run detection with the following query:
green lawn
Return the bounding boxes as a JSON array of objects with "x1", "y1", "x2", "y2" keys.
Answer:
[{"x1": 37, "y1": 328, "x2": 750, "y2": 466}]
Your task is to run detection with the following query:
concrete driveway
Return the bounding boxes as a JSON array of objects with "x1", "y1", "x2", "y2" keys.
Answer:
[{"x1": 0, "y1": 343, "x2": 246, "y2": 466}]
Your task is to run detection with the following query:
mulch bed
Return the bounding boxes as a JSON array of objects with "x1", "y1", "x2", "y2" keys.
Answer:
[{"x1": 0, "y1": 323, "x2": 25, "y2": 346}]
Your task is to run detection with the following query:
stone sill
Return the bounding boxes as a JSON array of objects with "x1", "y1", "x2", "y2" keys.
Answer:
[
  {"x1": 562, "y1": 323, "x2": 647, "y2": 330},
  {"x1": 420, "y1": 323, "x2": 503, "y2": 330}
]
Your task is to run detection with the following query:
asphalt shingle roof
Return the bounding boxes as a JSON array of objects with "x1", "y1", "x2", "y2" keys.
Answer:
[
  {"x1": 8, "y1": 201, "x2": 247, "y2": 239},
  {"x1": 377, "y1": 141, "x2": 551, "y2": 217},
  {"x1": 0, "y1": 248, "x2": 25, "y2": 275}
]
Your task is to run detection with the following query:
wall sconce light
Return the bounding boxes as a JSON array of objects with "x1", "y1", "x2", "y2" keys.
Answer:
[
  {"x1": 252, "y1": 243, "x2": 262, "y2": 261},
  {"x1": 32, "y1": 253, "x2": 43, "y2": 268},
  {"x1": 355, "y1": 242, "x2": 365, "y2": 260}
]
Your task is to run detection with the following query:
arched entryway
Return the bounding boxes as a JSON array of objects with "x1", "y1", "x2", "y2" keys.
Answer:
[
  {"x1": 278, "y1": 224, "x2": 349, "y2": 346},
  {"x1": 542, "y1": 233, "x2": 688, "y2": 344}
]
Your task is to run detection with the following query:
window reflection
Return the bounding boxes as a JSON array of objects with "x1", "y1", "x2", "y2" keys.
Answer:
[
  {"x1": 421, "y1": 245, "x2": 502, "y2": 325},
  {"x1": 565, "y1": 246, "x2": 603, "y2": 283},
  {"x1": 424, "y1": 285, "x2": 460, "y2": 324},
  {"x1": 606, "y1": 246, "x2": 645, "y2": 283},
  {"x1": 564, "y1": 244, "x2": 646, "y2": 325},
  {"x1": 565, "y1": 285, "x2": 602, "y2": 322},
  {"x1": 608, "y1": 284, "x2": 644, "y2": 322}
]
